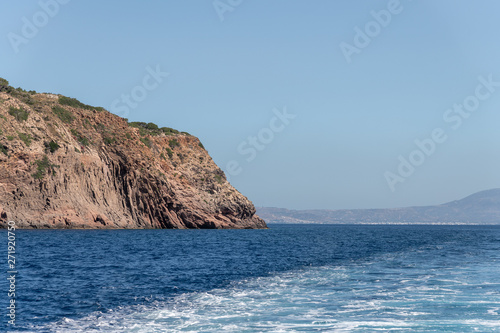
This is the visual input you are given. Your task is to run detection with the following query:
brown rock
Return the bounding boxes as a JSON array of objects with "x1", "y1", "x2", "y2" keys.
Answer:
[{"x1": 0, "y1": 86, "x2": 266, "y2": 229}]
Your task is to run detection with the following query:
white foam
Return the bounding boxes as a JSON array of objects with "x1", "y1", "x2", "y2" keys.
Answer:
[
  {"x1": 487, "y1": 308, "x2": 500, "y2": 315},
  {"x1": 28, "y1": 250, "x2": 500, "y2": 333}
]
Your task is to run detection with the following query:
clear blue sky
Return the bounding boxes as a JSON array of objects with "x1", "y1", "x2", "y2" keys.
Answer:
[{"x1": 1, "y1": 0, "x2": 500, "y2": 210}]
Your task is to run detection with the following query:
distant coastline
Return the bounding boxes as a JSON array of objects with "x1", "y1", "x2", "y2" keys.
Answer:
[{"x1": 257, "y1": 189, "x2": 500, "y2": 225}]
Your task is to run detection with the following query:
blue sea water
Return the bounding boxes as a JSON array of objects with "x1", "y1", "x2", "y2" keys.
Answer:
[{"x1": 1, "y1": 224, "x2": 500, "y2": 332}]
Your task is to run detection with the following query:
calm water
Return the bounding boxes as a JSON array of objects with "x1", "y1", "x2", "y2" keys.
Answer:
[{"x1": 1, "y1": 224, "x2": 500, "y2": 332}]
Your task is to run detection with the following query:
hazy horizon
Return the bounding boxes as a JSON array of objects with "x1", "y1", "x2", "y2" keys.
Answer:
[
  {"x1": 257, "y1": 187, "x2": 500, "y2": 211},
  {"x1": 2, "y1": 0, "x2": 499, "y2": 210}
]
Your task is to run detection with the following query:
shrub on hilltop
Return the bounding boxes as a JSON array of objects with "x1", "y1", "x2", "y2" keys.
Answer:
[
  {"x1": 58, "y1": 96, "x2": 104, "y2": 111},
  {"x1": 0, "y1": 78, "x2": 9, "y2": 89}
]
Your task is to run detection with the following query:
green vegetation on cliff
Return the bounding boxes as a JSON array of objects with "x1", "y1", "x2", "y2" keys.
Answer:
[
  {"x1": 8, "y1": 106, "x2": 29, "y2": 122},
  {"x1": 52, "y1": 106, "x2": 74, "y2": 124},
  {"x1": 58, "y1": 96, "x2": 104, "y2": 111}
]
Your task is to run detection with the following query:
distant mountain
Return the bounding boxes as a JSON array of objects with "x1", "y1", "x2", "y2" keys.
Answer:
[{"x1": 257, "y1": 189, "x2": 500, "y2": 225}]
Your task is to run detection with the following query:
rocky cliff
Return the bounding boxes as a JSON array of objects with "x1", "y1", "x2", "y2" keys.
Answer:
[{"x1": 0, "y1": 78, "x2": 266, "y2": 229}]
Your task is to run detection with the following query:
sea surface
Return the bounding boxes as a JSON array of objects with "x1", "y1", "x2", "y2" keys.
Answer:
[{"x1": 1, "y1": 224, "x2": 500, "y2": 332}]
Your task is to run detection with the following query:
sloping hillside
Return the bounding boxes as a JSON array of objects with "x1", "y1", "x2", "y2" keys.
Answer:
[{"x1": 0, "y1": 78, "x2": 266, "y2": 229}]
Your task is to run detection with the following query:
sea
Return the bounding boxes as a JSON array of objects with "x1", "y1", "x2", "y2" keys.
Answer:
[{"x1": 1, "y1": 224, "x2": 500, "y2": 332}]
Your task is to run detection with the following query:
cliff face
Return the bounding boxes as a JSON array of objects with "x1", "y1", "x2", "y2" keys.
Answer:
[{"x1": 0, "y1": 80, "x2": 266, "y2": 229}]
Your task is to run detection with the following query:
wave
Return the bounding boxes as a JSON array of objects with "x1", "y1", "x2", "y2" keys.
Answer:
[{"x1": 28, "y1": 254, "x2": 500, "y2": 333}]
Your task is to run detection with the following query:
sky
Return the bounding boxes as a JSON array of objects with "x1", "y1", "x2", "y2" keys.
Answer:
[{"x1": 1, "y1": 0, "x2": 500, "y2": 210}]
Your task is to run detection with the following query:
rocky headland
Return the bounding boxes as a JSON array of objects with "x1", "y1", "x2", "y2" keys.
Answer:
[{"x1": 0, "y1": 78, "x2": 266, "y2": 229}]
